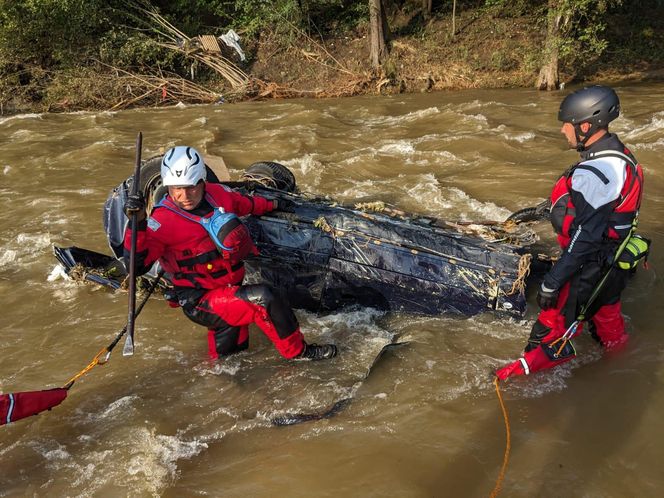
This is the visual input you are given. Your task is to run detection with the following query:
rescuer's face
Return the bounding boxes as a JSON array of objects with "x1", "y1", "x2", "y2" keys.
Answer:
[
  {"x1": 168, "y1": 181, "x2": 205, "y2": 211},
  {"x1": 561, "y1": 122, "x2": 578, "y2": 149},
  {"x1": 561, "y1": 121, "x2": 593, "y2": 149}
]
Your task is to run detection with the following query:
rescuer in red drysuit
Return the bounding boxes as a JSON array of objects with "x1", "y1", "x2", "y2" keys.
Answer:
[
  {"x1": 123, "y1": 146, "x2": 337, "y2": 361},
  {"x1": 496, "y1": 85, "x2": 644, "y2": 380}
]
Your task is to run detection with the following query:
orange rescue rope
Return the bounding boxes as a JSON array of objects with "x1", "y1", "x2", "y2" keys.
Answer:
[
  {"x1": 62, "y1": 270, "x2": 165, "y2": 390},
  {"x1": 62, "y1": 347, "x2": 111, "y2": 389},
  {"x1": 490, "y1": 377, "x2": 511, "y2": 498}
]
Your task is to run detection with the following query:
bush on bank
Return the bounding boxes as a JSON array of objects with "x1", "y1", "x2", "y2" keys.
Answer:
[{"x1": 0, "y1": 0, "x2": 663, "y2": 114}]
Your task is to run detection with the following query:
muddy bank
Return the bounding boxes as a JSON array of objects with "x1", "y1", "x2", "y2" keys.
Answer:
[
  {"x1": 2, "y1": 8, "x2": 664, "y2": 115},
  {"x1": 247, "y1": 9, "x2": 664, "y2": 97}
]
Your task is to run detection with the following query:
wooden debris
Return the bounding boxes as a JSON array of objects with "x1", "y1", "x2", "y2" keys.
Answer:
[{"x1": 198, "y1": 35, "x2": 221, "y2": 54}]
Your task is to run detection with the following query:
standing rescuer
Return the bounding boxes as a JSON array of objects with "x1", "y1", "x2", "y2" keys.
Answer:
[
  {"x1": 122, "y1": 146, "x2": 338, "y2": 361},
  {"x1": 496, "y1": 85, "x2": 645, "y2": 380}
]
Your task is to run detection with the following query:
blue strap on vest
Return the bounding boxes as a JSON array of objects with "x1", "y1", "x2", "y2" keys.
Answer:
[{"x1": 156, "y1": 195, "x2": 239, "y2": 251}]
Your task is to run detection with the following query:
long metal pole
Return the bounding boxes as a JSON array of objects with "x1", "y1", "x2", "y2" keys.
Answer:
[{"x1": 123, "y1": 132, "x2": 143, "y2": 356}]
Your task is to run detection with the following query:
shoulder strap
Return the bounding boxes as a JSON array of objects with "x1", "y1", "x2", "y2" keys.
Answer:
[
  {"x1": 155, "y1": 196, "x2": 204, "y2": 224},
  {"x1": 155, "y1": 194, "x2": 240, "y2": 252},
  {"x1": 585, "y1": 150, "x2": 638, "y2": 169}
]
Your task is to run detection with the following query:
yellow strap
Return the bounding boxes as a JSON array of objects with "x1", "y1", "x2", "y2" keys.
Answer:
[
  {"x1": 490, "y1": 377, "x2": 511, "y2": 498},
  {"x1": 62, "y1": 347, "x2": 109, "y2": 389}
]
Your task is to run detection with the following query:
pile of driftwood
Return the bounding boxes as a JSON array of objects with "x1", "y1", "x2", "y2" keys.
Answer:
[
  {"x1": 130, "y1": 2, "x2": 375, "y2": 101},
  {"x1": 45, "y1": 3, "x2": 383, "y2": 111},
  {"x1": 135, "y1": 3, "x2": 249, "y2": 91},
  {"x1": 40, "y1": 64, "x2": 221, "y2": 112},
  {"x1": 102, "y1": 65, "x2": 222, "y2": 110}
]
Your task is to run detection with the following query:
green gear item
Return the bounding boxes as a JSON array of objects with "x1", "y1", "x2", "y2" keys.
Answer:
[{"x1": 616, "y1": 233, "x2": 651, "y2": 270}]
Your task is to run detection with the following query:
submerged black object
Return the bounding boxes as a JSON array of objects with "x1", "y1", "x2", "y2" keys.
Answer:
[
  {"x1": 505, "y1": 199, "x2": 551, "y2": 224},
  {"x1": 56, "y1": 160, "x2": 546, "y2": 319}
]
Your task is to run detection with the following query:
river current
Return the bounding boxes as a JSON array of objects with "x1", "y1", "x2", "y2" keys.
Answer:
[{"x1": 1, "y1": 84, "x2": 664, "y2": 497}]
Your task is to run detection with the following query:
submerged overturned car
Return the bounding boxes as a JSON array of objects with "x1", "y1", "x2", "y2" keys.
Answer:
[{"x1": 54, "y1": 157, "x2": 550, "y2": 319}]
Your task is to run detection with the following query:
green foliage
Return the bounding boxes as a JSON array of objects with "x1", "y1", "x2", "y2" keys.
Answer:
[
  {"x1": 490, "y1": 50, "x2": 515, "y2": 71},
  {"x1": 0, "y1": 0, "x2": 663, "y2": 111},
  {"x1": 98, "y1": 29, "x2": 187, "y2": 71},
  {"x1": 232, "y1": 0, "x2": 306, "y2": 37},
  {"x1": 0, "y1": 0, "x2": 112, "y2": 67},
  {"x1": 484, "y1": 0, "x2": 543, "y2": 16},
  {"x1": 554, "y1": 0, "x2": 623, "y2": 70},
  {"x1": 229, "y1": 0, "x2": 368, "y2": 37},
  {"x1": 596, "y1": 0, "x2": 664, "y2": 67}
]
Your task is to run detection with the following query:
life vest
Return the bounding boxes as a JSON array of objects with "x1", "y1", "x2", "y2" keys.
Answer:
[
  {"x1": 152, "y1": 187, "x2": 258, "y2": 290},
  {"x1": 550, "y1": 148, "x2": 643, "y2": 248}
]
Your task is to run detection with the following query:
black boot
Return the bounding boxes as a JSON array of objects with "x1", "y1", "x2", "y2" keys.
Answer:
[{"x1": 298, "y1": 343, "x2": 338, "y2": 361}]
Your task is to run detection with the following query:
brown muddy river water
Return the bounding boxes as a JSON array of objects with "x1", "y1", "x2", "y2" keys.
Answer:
[{"x1": 1, "y1": 85, "x2": 664, "y2": 497}]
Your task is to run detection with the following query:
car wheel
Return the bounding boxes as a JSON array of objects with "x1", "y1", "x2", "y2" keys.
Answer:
[
  {"x1": 506, "y1": 199, "x2": 551, "y2": 224},
  {"x1": 242, "y1": 161, "x2": 297, "y2": 193}
]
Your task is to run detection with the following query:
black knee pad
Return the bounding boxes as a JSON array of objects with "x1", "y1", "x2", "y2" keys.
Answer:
[
  {"x1": 211, "y1": 327, "x2": 249, "y2": 357},
  {"x1": 236, "y1": 284, "x2": 299, "y2": 339},
  {"x1": 235, "y1": 284, "x2": 275, "y2": 308}
]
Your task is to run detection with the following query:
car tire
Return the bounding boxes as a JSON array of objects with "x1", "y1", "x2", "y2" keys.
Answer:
[
  {"x1": 506, "y1": 199, "x2": 551, "y2": 223},
  {"x1": 242, "y1": 161, "x2": 297, "y2": 193}
]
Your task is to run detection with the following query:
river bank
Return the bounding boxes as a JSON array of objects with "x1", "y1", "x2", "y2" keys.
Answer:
[
  {"x1": 2, "y1": 5, "x2": 664, "y2": 116},
  {"x1": 249, "y1": 9, "x2": 664, "y2": 97}
]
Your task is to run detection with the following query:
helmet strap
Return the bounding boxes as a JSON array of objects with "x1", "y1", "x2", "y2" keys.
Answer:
[{"x1": 573, "y1": 123, "x2": 596, "y2": 152}]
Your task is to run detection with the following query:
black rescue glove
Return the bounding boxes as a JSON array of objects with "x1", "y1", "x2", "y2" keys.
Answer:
[
  {"x1": 123, "y1": 193, "x2": 146, "y2": 221},
  {"x1": 536, "y1": 283, "x2": 559, "y2": 310},
  {"x1": 272, "y1": 198, "x2": 296, "y2": 213}
]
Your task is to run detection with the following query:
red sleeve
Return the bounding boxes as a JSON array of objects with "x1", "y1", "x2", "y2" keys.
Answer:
[
  {"x1": 224, "y1": 189, "x2": 275, "y2": 216},
  {"x1": 123, "y1": 217, "x2": 166, "y2": 275}
]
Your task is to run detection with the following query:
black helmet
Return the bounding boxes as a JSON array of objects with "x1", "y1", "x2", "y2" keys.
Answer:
[{"x1": 557, "y1": 85, "x2": 620, "y2": 127}]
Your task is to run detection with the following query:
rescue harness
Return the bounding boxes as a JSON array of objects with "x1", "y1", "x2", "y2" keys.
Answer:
[{"x1": 154, "y1": 193, "x2": 257, "y2": 289}]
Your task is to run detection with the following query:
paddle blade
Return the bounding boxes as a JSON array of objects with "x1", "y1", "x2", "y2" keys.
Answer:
[
  {"x1": 122, "y1": 334, "x2": 134, "y2": 356},
  {"x1": 1, "y1": 388, "x2": 68, "y2": 426}
]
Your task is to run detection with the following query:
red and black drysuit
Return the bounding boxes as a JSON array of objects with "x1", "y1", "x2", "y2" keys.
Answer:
[
  {"x1": 497, "y1": 134, "x2": 643, "y2": 380},
  {"x1": 123, "y1": 182, "x2": 306, "y2": 359}
]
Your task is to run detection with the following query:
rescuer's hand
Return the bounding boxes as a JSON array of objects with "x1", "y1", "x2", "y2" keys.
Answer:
[
  {"x1": 272, "y1": 198, "x2": 296, "y2": 213},
  {"x1": 536, "y1": 283, "x2": 559, "y2": 310},
  {"x1": 124, "y1": 193, "x2": 146, "y2": 221}
]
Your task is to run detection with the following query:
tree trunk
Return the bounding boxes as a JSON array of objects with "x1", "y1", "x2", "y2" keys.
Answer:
[
  {"x1": 422, "y1": 0, "x2": 432, "y2": 19},
  {"x1": 451, "y1": 0, "x2": 457, "y2": 38},
  {"x1": 536, "y1": 0, "x2": 568, "y2": 90},
  {"x1": 369, "y1": 0, "x2": 390, "y2": 68}
]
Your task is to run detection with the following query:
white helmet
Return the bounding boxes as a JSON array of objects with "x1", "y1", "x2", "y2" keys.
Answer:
[{"x1": 161, "y1": 146, "x2": 206, "y2": 186}]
